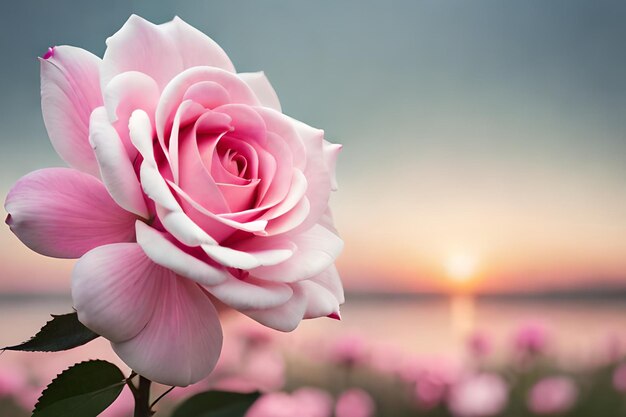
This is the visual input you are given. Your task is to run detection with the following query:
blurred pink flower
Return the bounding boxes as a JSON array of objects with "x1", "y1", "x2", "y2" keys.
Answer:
[
  {"x1": 415, "y1": 374, "x2": 447, "y2": 410},
  {"x1": 328, "y1": 334, "x2": 369, "y2": 367},
  {"x1": 170, "y1": 327, "x2": 286, "y2": 396},
  {"x1": 527, "y1": 376, "x2": 578, "y2": 415},
  {"x1": 0, "y1": 364, "x2": 40, "y2": 411},
  {"x1": 211, "y1": 347, "x2": 285, "y2": 393},
  {"x1": 238, "y1": 324, "x2": 275, "y2": 348},
  {"x1": 603, "y1": 333, "x2": 624, "y2": 364},
  {"x1": 368, "y1": 344, "x2": 406, "y2": 375},
  {"x1": 335, "y1": 388, "x2": 375, "y2": 417},
  {"x1": 448, "y1": 373, "x2": 508, "y2": 417},
  {"x1": 467, "y1": 330, "x2": 491, "y2": 359},
  {"x1": 220, "y1": 326, "x2": 285, "y2": 392},
  {"x1": 513, "y1": 321, "x2": 549, "y2": 356},
  {"x1": 612, "y1": 363, "x2": 626, "y2": 392},
  {"x1": 5, "y1": 14, "x2": 343, "y2": 387},
  {"x1": 399, "y1": 355, "x2": 462, "y2": 386},
  {"x1": 397, "y1": 356, "x2": 461, "y2": 409},
  {"x1": 0, "y1": 365, "x2": 27, "y2": 397},
  {"x1": 246, "y1": 387, "x2": 333, "y2": 417}
]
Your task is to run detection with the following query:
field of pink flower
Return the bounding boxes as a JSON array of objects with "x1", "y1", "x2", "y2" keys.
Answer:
[{"x1": 1, "y1": 300, "x2": 626, "y2": 417}]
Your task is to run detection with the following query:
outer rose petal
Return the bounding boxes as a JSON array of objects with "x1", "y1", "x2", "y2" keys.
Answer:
[
  {"x1": 208, "y1": 275, "x2": 293, "y2": 310},
  {"x1": 300, "y1": 280, "x2": 341, "y2": 319},
  {"x1": 310, "y1": 265, "x2": 345, "y2": 305},
  {"x1": 41, "y1": 45, "x2": 103, "y2": 176},
  {"x1": 243, "y1": 284, "x2": 307, "y2": 332},
  {"x1": 290, "y1": 118, "x2": 333, "y2": 232},
  {"x1": 201, "y1": 243, "x2": 294, "y2": 270},
  {"x1": 113, "y1": 279, "x2": 223, "y2": 386},
  {"x1": 322, "y1": 140, "x2": 342, "y2": 191},
  {"x1": 5, "y1": 168, "x2": 136, "y2": 258},
  {"x1": 90, "y1": 107, "x2": 149, "y2": 218},
  {"x1": 250, "y1": 225, "x2": 344, "y2": 283},
  {"x1": 102, "y1": 15, "x2": 235, "y2": 90},
  {"x1": 238, "y1": 72, "x2": 282, "y2": 112},
  {"x1": 72, "y1": 243, "x2": 223, "y2": 386},
  {"x1": 103, "y1": 71, "x2": 160, "y2": 157},
  {"x1": 72, "y1": 243, "x2": 161, "y2": 342},
  {"x1": 135, "y1": 221, "x2": 227, "y2": 286}
]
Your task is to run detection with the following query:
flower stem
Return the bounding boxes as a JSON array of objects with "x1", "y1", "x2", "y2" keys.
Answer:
[
  {"x1": 150, "y1": 386, "x2": 175, "y2": 409},
  {"x1": 133, "y1": 376, "x2": 153, "y2": 417}
]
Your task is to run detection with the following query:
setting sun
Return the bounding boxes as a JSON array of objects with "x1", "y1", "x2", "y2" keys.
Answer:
[{"x1": 445, "y1": 254, "x2": 478, "y2": 283}]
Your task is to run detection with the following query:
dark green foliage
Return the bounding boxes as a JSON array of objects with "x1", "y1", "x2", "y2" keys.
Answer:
[
  {"x1": 171, "y1": 391, "x2": 261, "y2": 417},
  {"x1": 32, "y1": 360, "x2": 125, "y2": 417},
  {"x1": 3, "y1": 313, "x2": 98, "y2": 352}
]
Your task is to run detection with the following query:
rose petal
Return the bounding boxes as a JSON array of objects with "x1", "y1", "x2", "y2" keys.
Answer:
[
  {"x1": 176, "y1": 114, "x2": 231, "y2": 215},
  {"x1": 168, "y1": 100, "x2": 208, "y2": 183},
  {"x1": 41, "y1": 45, "x2": 103, "y2": 176},
  {"x1": 289, "y1": 117, "x2": 333, "y2": 232},
  {"x1": 323, "y1": 140, "x2": 342, "y2": 191},
  {"x1": 201, "y1": 243, "x2": 293, "y2": 270},
  {"x1": 73, "y1": 242, "x2": 223, "y2": 386},
  {"x1": 129, "y1": 109, "x2": 157, "y2": 166},
  {"x1": 214, "y1": 104, "x2": 268, "y2": 145},
  {"x1": 255, "y1": 108, "x2": 306, "y2": 170},
  {"x1": 310, "y1": 265, "x2": 344, "y2": 305},
  {"x1": 208, "y1": 275, "x2": 293, "y2": 310},
  {"x1": 300, "y1": 280, "x2": 341, "y2": 319},
  {"x1": 262, "y1": 169, "x2": 307, "y2": 221},
  {"x1": 156, "y1": 66, "x2": 259, "y2": 145},
  {"x1": 101, "y1": 15, "x2": 234, "y2": 90},
  {"x1": 250, "y1": 224, "x2": 343, "y2": 282},
  {"x1": 168, "y1": 180, "x2": 267, "y2": 235},
  {"x1": 156, "y1": 205, "x2": 218, "y2": 247},
  {"x1": 183, "y1": 80, "x2": 232, "y2": 109},
  {"x1": 265, "y1": 198, "x2": 311, "y2": 236},
  {"x1": 135, "y1": 221, "x2": 226, "y2": 285},
  {"x1": 140, "y1": 162, "x2": 180, "y2": 212},
  {"x1": 238, "y1": 72, "x2": 282, "y2": 112},
  {"x1": 5, "y1": 168, "x2": 136, "y2": 258},
  {"x1": 112, "y1": 280, "x2": 222, "y2": 386},
  {"x1": 243, "y1": 285, "x2": 307, "y2": 332},
  {"x1": 72, "y1": 243, "x2": 161, "y2": 342},
  {"x1": 217, "y1": 180, "x2": 261, "y2": 213},
  {"x1": 103, "y1": 71, "x2": 160, "y2": 158},
  {"x1": 90, "y1": 107, "x2": 149, "y2": 218}
]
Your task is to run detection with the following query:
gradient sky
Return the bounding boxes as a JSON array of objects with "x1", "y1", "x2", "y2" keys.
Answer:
[{"x1": 1, "y1": 0, "x2": 625, "y2": 293}]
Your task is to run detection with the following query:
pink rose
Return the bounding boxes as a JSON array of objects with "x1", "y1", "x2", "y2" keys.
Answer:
[
  {"x1": 245, "y1": 388, "x2": 333, "y2": 417},
  {"x1": 448, "y1": 373, "x2": 508, "y2": 417},
  {"x1": 613, "y1": 363, "x2": 626, "y2": 392},
  {"x1": 527, "y1": 376, "x2": 578, "y2": 415},
  {"x1": 328, "y1": 333, "x2": 369, "y2": 367},
  {"x1": 513, "y1": 321, "x2": 549, "y2": 356},
  {"x1": 5, "y1": 15, "x2": 344, "y2": 386},
  {"x1": 335, "y1": 389, "x2": 376, "y2": 417},
  {"x1": 467, "y1": 330, "x2": 492, "y2": 359}
]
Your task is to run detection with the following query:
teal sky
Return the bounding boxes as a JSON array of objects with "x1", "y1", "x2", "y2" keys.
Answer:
[{"x1": 1, "y1": 1, "x2": 625, "y2": 292}]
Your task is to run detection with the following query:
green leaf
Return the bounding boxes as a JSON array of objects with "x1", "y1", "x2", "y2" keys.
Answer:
[
  {"x1": 3, "y1": 312, "x2": 99, "y2": 352},
  {"x1": 171, "y1": 391, "x2": 261, "y2": 417},
  {"x1": 33, "y1": 360, "x2": 126, "y2": 417}
]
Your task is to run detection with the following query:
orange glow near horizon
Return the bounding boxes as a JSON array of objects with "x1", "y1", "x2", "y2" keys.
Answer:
[{"x1": 330, "y1": 170, "x2": 626, "y2": 295}]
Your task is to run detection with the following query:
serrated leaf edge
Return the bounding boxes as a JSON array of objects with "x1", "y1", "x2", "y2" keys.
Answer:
[
  {"x1": 172, "y1": 391, "x2": 261, "y2": 417},
  {"x1": 2, "y1": 312, "x2": 99, "y2": 352},
  {"x1": 33, "y1": 360, "x2": 126, "y2": 415}
]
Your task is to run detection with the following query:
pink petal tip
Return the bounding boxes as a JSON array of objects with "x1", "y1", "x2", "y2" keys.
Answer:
[
  {"x1": 328, "y1": 311, "x2": 342, "y2": 320},
  {"x1": 43, "y1": 47, "x2": 55, "y2": 60}
]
